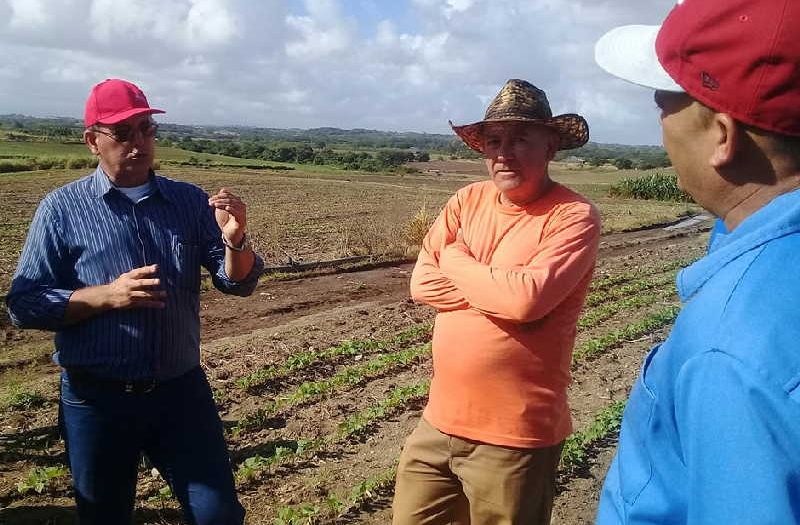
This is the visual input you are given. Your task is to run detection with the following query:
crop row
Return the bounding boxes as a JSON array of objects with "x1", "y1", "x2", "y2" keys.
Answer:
[
  {"x1": 232, "y1": 344, "x2": 431, "y2": 435},
  {"x1": 590, "y1": 255, "x2": 699, "y2": 292},
  {"x1": 560, "y1": 400, "x2": 626, "y2": 473},
  {"x1": 585, "y1": 273, "x2": 675, "y2": 308},
  {"x1": 578, "y1": 287, "x2": 675, "y2": 330},
  {"x1": 7, "y1": 291, "x2": 683, "y2": 507},
  {"x1": 273, "y1": 467, "x2": 397, "y2": 525},
  {"x1": 235, "y1": 323, "x2": 431, "y2": 392},
  {"x1": 274, "y1": 398, "x2": 630, "y2": 525},
  {"x1": 573, "y1": 304, "x2": 681, "y2": 362},
  {"x1": 234, "y1": 381, "x2": 430, "y2": 484},
  {"x1": 263, "y1": 301, "x2": 682, "y2": 523}
]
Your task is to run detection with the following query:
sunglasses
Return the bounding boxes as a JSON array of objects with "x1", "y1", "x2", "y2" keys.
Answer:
[{"x1": 93, "y1": 121, "x2": 159, "y2": 143}]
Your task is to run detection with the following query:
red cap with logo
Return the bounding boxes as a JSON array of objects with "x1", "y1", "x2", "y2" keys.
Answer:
[
  {"x1": 84, "y1": 79, "x2": 165, "y2": 128},
  {"x1": 595, "y1": 0, "x2": 800, "y2": 137},
  {"x1": 657, "y1": 0, "x2": 800, "y2": 137}
]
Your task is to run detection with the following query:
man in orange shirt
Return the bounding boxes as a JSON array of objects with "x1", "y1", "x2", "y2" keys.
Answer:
[{"x1": 392, "y1": 79, "x2": 601, "y2": 525}]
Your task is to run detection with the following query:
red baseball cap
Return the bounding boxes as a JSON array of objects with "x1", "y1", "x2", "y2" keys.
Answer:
[
  {"x1": 84, "y1": 78, "x2": 165, "y2": 128},
  {"x1": 595, "y1": 0, "x2": 800, "y2": 137}
]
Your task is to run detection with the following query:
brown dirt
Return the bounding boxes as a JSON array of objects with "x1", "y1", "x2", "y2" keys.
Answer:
[
  {"x1": 0, "y1": 217, "x2": 712, "y2": 524},
  {"x1": 200, "y1": 263, "x2": 417, "y2": 342}
]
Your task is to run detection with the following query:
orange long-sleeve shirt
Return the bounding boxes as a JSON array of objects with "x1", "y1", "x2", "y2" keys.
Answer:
[{"x1": 412, "y1": 180, "x2": 601, "y2": 448}]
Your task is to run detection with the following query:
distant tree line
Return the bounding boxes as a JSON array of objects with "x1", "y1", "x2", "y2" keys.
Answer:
[
  {"x1": 164, "y1": 125, "x2": 464, "y2": 152},
  {"x1": 2, "y1": 114, "x2": 668, "y2": 169},
  {"x1": 164, "y1": 136, "x2": 433, "y2": 171},
  {"x1": 556, "y1": 142, "x2": 671, "y2": 170},
  {"x1": 0, "y1": 115, "x2": 83, "y2": 142}
]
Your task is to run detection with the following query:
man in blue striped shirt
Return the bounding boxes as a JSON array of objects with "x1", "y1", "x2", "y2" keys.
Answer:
[{"x1": 6, "y1": 78, "x2": 263, "y2": 524}]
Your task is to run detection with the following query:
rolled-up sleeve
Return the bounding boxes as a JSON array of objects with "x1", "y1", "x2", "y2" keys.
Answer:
[{"x1": 6, "y1": 200, "x2": 74, "y2": 330}]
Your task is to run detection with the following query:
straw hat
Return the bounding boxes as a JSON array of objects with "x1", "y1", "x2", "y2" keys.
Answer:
[{"x1": 450, "y1": 79, "x2": 589, "y2": 153}]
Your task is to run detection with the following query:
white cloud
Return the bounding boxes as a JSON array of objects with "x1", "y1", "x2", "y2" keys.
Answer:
[
  {"x1": 185, "y1": 0, "x2": 238, "y2": 48},
  {"x1": 7, "y1": 0, "x2": 47, "y2": 29},
  {"x1": 444, "y1": 0, "x2": 475, "y2": 16},
  {"x1": 286, "y1": 0, "x2": 355, "y2": 60},
  {"x1": 0, "y1": 0, "x2": 677, "y2": 144}
]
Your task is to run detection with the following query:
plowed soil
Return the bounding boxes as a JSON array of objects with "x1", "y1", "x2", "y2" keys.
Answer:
[{"x1": 0, "y1": 216, "x2": 712, "y2": 524}]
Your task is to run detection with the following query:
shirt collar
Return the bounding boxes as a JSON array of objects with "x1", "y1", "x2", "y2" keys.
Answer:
[
  {"x1": 90, "y1": 165, "x2": 115, "y2": 198},
  {"x1": 678, "y1": 188, "x2": 800, "y2": 301},
  {"x1": 152, "y1": 175, "x2": 177, "y2": 203},
  {"x1": 91, "y1": 166, "x2": 175, "y2": 203}
]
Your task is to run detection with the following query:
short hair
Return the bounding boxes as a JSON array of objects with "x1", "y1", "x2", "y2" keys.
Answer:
[{"x1": 765, "y1": 133, "x2": 800, "y2": 167}]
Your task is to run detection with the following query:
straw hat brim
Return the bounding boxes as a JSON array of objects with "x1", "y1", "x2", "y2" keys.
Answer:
[{"x1": 450, "y1": 114, "x2": 589, "y2": 153}]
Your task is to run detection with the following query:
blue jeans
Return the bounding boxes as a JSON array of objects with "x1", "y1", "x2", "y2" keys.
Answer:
[{"x1": 59, "y1": 366, "x2": 244, "y2": 525}]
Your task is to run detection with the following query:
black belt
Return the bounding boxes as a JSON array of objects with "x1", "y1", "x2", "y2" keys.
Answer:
[{"x1": 65, "y1": 370, "x2": 158, "y2": 394}]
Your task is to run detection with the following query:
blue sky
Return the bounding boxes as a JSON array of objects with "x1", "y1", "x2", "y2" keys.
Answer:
[
  {"x1": 348, "y1": 1, "x2": 418, "y2": 36},
  {"x1": 0, "y1": 0, "x2": 676, "y2": 145}
]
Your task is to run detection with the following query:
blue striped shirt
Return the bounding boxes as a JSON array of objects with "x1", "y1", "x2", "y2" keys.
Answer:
[{"x1": 6, "y1": 167, "x2": 264, "y2": 380}]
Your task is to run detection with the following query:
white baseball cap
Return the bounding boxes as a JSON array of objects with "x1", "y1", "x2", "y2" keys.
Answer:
[{"x1": 594, "y1": 24, "x2": 684, "y2": 93}]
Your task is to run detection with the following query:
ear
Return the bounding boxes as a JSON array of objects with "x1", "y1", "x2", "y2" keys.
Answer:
[
  {"x1": 709, "y1": 113, "x2": 738, "y2": 168},
  {"x1": 83, "y1": 129, "x2": 100, "y2": 155},
  {"x1": 545, "y1": 130, "x2": 559, "y2": 162}
]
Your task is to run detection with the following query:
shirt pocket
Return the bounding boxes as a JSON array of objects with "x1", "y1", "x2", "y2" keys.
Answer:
[
  {"x1": 170, "y1": 236, "x2": 202, "y2": 293},
  {"x1": 617, "y1": 344, "x2": 660, "y2": 506}
]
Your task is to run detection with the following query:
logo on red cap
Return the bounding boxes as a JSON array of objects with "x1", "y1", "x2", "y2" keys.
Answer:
[
  {"x1": 656, "y1": 0, "x2": 800, "y2": 136},
  {"x1": 701, "y1": 72, "x2": 720, "y2": 91}
]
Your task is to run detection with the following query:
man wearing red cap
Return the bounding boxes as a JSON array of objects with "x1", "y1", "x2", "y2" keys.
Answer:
[
  {"x1": 6, "y1": 79, "x2": 262, "y2": 524},
  {"x1": 595, "y1": 0, "x2": 800, "y2": 522}
]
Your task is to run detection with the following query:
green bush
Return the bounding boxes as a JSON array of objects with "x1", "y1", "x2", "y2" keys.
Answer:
[
  {"x1": 609, "y1": 171, "x2": 693, "y2": 202},
  {"x1": 36, "y1": 157, "x2": 66, "y2": 170},
  {"x1": 66, "y1": 157, "x2": 98, "y2": 169},
  {"x1": 0, "y1": 159, "x2": 35, "y2": 173},
  {"x1": 0, "y1": 156, "x2": 99, "y2": 173}
]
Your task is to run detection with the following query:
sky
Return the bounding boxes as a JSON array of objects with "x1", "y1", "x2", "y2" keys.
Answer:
[{"x1": 0, "y1": 0, "x2": 676, "y2": 145}]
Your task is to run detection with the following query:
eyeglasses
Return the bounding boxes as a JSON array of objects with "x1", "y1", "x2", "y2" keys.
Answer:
[{"x1": 93, "y1": 121, "x2": 159, "y2": 143}]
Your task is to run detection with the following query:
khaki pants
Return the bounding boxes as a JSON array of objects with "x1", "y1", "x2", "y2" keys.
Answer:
[{"x1": 392, "y1": 418, "x2": 562, "y2": 525}]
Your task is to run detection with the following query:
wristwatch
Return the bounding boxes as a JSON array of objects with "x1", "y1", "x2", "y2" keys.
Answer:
[{"x1": 221, "y1": 232, "x2": 250, "y2": 252}]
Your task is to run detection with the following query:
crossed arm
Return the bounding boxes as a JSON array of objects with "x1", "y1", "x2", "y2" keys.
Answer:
[{"x1": 410, "y1": 196, "x2": 600, "y2": 323}]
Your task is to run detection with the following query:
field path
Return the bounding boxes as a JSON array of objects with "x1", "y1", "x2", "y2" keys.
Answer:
[{"x1": 199, "y1": 214, "x2": 712, "y2": 344}]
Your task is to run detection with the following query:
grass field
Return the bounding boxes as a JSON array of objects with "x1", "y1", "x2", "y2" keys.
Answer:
[
  {"x1": 0, "y1": 140, "x2": 708, "y2": 524},
  {"x1": 0, "y1": 158, "x2": 698, "y2": 295}
]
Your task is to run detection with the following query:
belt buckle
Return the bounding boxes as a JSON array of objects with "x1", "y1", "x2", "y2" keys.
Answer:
[{"x1": 123, "y1": 380, "x2": 156, "y2": 394}]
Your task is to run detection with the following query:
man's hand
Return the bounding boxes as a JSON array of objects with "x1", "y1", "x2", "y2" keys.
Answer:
[
  {"x1": 64, "y1": 264, "x2": 165, "y2": 324},
  {"x1": 104, "y1": 265, "x2": 166, "y2": 309},
  {"x1": 209, "y1": 187, "x2": 256, "y2": 281},
  {"x1": 208, "y1": 188, "x2": 247, "y2": 246}
]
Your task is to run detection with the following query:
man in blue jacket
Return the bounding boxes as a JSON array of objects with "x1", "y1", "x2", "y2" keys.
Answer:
[
  {"x1": 6, "y1": 79, "x2": 264, "y2": 524},
  {"x1": 594, "y1": 0, "x2": 800, "y2": 523}
]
